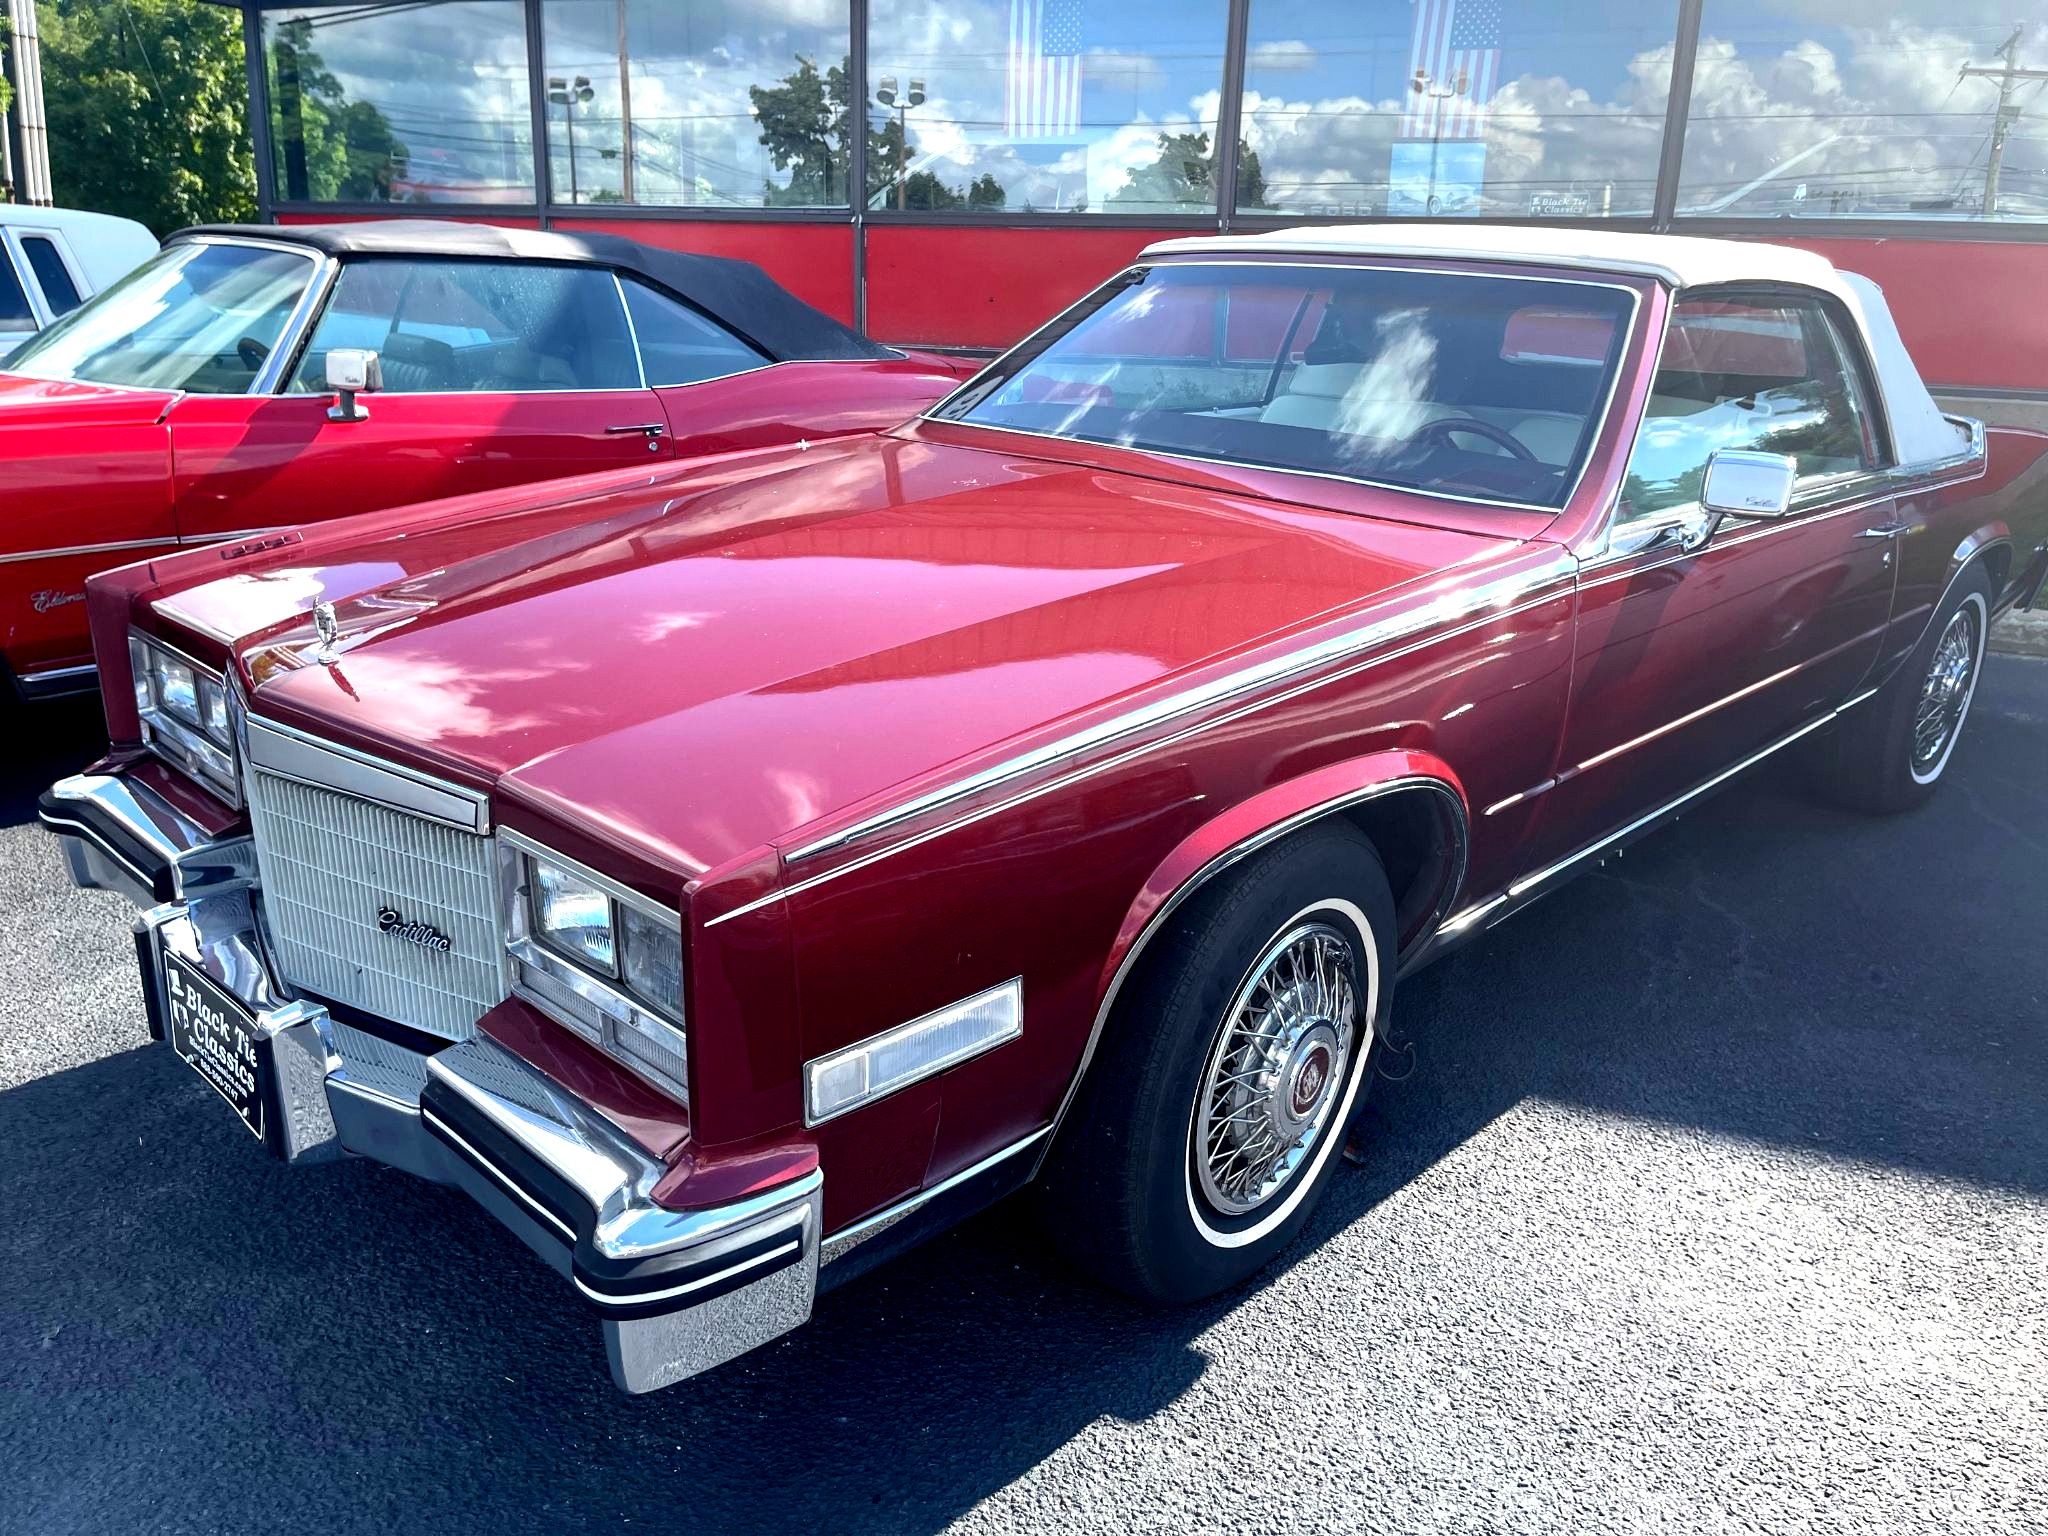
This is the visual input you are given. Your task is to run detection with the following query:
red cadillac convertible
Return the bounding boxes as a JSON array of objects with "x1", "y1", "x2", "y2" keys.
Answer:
[
  {"x1": 41, "y1": 228, "x2": 2048, "y2": 1393},
  {"x1": 0, "y1": 220, "x2": 969, "y2": 699}
]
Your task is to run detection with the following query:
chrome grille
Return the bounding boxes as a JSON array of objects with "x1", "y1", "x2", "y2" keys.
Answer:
[{"x1": 247, "y1": 768, "x2": 505, "y2": 1039}]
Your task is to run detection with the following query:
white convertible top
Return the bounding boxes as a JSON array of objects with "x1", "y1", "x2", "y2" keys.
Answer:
[{"x1": 1142, "y1": 224, "x2": 1972, "y2": 466}]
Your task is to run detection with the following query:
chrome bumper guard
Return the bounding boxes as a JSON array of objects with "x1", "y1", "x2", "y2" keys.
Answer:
[{"x1": 41, "y1": 772, "x2": 820, "y2": 1394}]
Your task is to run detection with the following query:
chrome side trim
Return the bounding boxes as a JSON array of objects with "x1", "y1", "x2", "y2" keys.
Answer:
[
  {"x1": 821, "y1": 1125, "x2": 1052, "y2": 1265},
  {"x1": 927, "y1": 258, "x2": 1643, "y2": 518},
  {"x1": 244, "y1": 714, "x2": 489, "y2": 833},
  {"x1": 1037, "y1": 774, "x2": 1469, "y2": 1161},
  {"x1": 1427, "y1": 684, "x2": 1884, "y2": 952},
  {"x1": 784, "y1": 557, "x2": 1573, "y2": 869},
  {"x1": 0, "y1": 536, "x2": 180, "y2": 565},
  {"x1": 1581, "y1": 466, "x2": 1986, "y2": 581},
  {"x1": 712, "y1": 571, "x2": 1562, "y2": 930}
]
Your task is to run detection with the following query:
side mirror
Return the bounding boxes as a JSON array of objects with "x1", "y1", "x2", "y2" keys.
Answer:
[
  {"x1": 1701, "y1": 448, "x2": 1796, "y2": 521},
  {"x1": 325, "y1": 348, "x2": 382, "y2": 423}
]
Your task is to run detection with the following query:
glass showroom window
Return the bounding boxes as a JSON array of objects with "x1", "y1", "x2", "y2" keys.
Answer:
[
  {"x1": 1236, "y1": 0, "x2": 1678, "y2": 218},
  {"x1": 1677, "y1": 3, "x2": 2048, "y2": 222},
  {"x1": 864, "y1": 0, "x2": 1229, "y2": 214},
  {"x1": 264, "y1": 1, "x2": 535, "y2": 205},
  {"x1": 540, "y1": 0, "x2": 855, "y2": 207}
]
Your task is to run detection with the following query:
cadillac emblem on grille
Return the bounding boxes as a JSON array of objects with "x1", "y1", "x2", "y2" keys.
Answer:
[{"x1": 378, "y1": 907, "x2": 454, "y2": 953}]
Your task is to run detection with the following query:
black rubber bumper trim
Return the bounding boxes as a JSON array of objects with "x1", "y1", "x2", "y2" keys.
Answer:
[
  {"x1": 419, "y1": 1076, "x2": 808, "y2": 1320},
  {"x1": 37, "y1": 789, "x2": 177, "y2": 903}
]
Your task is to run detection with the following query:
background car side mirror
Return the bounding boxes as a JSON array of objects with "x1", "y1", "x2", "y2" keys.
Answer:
[
  {"x1": 1701, "y1": 449, "x2": 1796, "y2": 522},
  {"x1": 325, "y1": 348, "x2": 383, "y2": 423}
]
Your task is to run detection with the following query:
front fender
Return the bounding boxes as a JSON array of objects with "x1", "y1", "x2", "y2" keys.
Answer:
[
  {"x1": 1041, "y1": 751, "x2": 1467, "y2": 1149},
  {"x1": 1100, "y1": 749, "x2": 1467, "y2": 1016}
]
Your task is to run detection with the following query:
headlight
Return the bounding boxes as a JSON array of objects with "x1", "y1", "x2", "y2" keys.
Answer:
[
  {"x1": 510, "y1": 841, "x2": 688, "y2": 1105},
  {"x1": 620, "y1": 904, "x2": 682, "y2": 1017},
  {"x1": 128, "y1": 631, "x2": 241, "y2": 807},
  {"x1": 534, "y1": 860, "x2": 616, "y2": 973}
]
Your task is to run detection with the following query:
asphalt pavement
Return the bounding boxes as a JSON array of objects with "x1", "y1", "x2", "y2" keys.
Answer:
[{"x1": 1, "y1": 663, "x2": 2043, "y2": 1535}]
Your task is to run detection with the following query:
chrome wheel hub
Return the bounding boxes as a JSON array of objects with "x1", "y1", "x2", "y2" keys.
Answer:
[
  {"x1": 1913, "y1": 606, "x2": 1980, "y2": 775},
  {"x1": 1194, "y1": 921, "x2": 1360, "y2": 1218}
]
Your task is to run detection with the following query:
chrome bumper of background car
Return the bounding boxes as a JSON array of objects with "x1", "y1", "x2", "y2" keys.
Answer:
[{"x1": 40, "y1": 771, "x2": 820, "y2": 1394}]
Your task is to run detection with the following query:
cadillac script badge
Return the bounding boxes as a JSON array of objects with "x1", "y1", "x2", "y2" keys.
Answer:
[{"x1": 378, "y1": 907, "x2": 453, "y2": 953}]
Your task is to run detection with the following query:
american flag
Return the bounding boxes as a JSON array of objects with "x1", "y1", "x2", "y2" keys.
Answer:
[
  {"x1": 1400, "y1": 0, "x2": 1501, "y2": 138},
  {"x1": 1007, "y1": 0, "x2": 1084, "y2": 139}
]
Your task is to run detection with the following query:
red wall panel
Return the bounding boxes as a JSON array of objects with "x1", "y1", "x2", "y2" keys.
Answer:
[
  {"x1": 550, "y1": 218, "x2": 856, "y2": 326},
  {"x1": 1774, "y1": 236, "x2": 2048, "y2": 394},
  {"x1": 267, "y1": 213, "x2": 2044, "y2": 395},
  {"x1": 865, "y1": 224, "x2": 1172, "y2": 348}
]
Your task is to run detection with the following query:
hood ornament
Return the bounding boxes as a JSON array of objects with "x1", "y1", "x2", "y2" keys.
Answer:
[{"x1": 311, "y1": 600, "x2": 340, "y2": 660}]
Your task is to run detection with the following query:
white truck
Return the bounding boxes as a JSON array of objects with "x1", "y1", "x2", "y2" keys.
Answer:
[{"x1": 0, "y1": 204, "x2": 156, "y2": 347}]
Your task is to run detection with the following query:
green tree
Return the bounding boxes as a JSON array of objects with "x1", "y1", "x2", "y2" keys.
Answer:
[
  {"x1": 40, "y1": 0, "x2": 256, "y2": 233},
  {"x1": 1109, "y1": 130, "x2": 1266, "y2": 211}
]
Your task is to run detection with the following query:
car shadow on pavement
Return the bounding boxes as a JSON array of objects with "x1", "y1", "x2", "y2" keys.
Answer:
[
  {"x1": 0, "y1": 694, "x2": 105, "y2": 828},
  {"x1": 1, "y1": 658, "x2": 2042, "y2": 1533}
]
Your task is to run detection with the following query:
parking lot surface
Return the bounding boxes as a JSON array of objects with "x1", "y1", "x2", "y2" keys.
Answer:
[{"x1": 1, "y1": 660, "x2": 2043, "y2": 1536}]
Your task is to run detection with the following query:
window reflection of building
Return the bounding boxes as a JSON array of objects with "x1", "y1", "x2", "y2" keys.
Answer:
[
  {"x1": 253, "y1": 0, "x2": 2048, "y2": 230},
  {"x1": 264, "y1": 1, "x2": 534, "y2": 205}
]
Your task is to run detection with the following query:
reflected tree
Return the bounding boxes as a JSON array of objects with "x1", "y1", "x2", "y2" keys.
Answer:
[
  {"x1": 1110, "y1": 130, "x2": 1266, "y2": 210},
  {"x1": 269, "y1": 17, "x2": 406, "y2": 202},
  {"x1": 749, "y1": 56, "x2": 1004, "y2": 209}
]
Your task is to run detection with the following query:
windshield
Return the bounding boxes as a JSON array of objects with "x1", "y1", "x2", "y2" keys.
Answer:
[
  {"x1": 6, "y1": 241, "x2": 317, "y2": 394},
  {"x1": 937, "y1": 263, "x2": 1637, "y2": 510}
]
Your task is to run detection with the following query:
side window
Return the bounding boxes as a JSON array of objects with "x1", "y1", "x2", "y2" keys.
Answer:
[
  {"x1": 622, "y1": 280, "x2": 768, "y2": 387},
  {"x1": 21, "y1": 237, "x2": 83, "y2": 315},
  {"x1": 293, "y1": 260, "x2": 639, "y2": 394},
  {"x1": 0, "y1": 248, "x2": 34, "y2": 336},
  {"x1": 1619, "y1": 294, "x2": 1879, "y2": 525}
]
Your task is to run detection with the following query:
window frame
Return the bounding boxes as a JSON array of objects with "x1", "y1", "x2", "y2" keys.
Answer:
[{"x1": 18, "y1": 234, "x2": 86, "y2": 318}]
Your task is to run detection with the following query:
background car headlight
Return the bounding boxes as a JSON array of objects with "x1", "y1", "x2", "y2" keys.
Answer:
[
  {"x1": 128, "y1": 630, "x2": 241, "y2": 807},
  {"x1": 533, "y1": 859, "x2": 616, "y2": 973}
]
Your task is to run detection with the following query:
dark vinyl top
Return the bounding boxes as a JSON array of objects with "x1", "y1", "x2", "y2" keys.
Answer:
[{"x1": 169, "y1": 220, "x2": 892, "y2": 363}]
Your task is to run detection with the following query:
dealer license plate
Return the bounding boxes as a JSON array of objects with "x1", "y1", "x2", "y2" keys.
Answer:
[{"x1": 163, "y1": 949, "x2": 267, "y2": 1141}]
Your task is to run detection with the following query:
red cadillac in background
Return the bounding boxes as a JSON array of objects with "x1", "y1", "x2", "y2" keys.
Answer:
[
  {"x1": 0, "y1": 220, "x2": 972, "y2": 699},
  {"x1": 39, "y1": 227, "x2": 2048, "y2": 1394}
]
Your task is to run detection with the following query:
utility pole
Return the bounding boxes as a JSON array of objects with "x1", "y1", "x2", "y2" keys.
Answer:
[
  {"x1": 615, "y1": 0, "x2": 634, "y2": 202},
  {"x1": 1958, "y1": 25, "x2": 2048, "y2": 216}
]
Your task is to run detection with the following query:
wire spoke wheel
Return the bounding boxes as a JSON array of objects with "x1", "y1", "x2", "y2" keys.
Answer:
[
  {"x1": 1912, "y1": 604, "x2": 1981, "y2": 775},
  {"x1": 1193, "y1": 919, "x2": 1363, "y2": 1218}
]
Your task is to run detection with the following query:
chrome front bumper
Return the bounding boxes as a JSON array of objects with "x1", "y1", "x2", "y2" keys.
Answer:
[{"x1": 40, "y1": 771, "x2": 820, "y2": 1394}]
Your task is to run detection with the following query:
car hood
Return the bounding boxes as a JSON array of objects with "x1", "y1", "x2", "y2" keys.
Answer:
[
  {"x1": 227, "y1": 434, "x2": 1517, "y2": 880},
  {"x1": 0, "y1": 370, "x2": 179, "y2": 427}
]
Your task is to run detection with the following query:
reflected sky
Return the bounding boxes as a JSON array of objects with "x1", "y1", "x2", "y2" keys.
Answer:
[{"x1": 265, "y1": 0, "x2": 2048, "y2": 221}]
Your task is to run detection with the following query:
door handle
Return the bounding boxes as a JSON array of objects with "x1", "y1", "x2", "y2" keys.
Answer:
[
  {"x1": 1857, "y1": 523, "x2": 1907, "y2": 539},
  {"x1": 604, "y1": 422, "x2": 666, "y2": 436}
]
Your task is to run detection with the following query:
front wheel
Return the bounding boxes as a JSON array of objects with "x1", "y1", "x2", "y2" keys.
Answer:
[
  {"x1": 1812, "y1": 565, "x2": 1992, "y2": 814},
  {"x1": 1037, "y1": 826, "x2": 1395, "y2": 1303}
]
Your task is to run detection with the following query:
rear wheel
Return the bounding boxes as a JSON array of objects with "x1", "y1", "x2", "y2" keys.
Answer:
[
  {"x1": 1037, "y1": 826, "x2": 1395, "y2": 1303},
  {"x1": 1813, "y1": 565, "x2": 1992, "y2": 814}
]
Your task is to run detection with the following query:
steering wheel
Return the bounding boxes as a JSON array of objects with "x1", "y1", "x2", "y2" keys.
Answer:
[
  {"x1": 1414, "y1": 415, "x2": 1539, "y2": 463},
  {"x1": 235, "y1": 335, "x2": 271, "y2": 372}
]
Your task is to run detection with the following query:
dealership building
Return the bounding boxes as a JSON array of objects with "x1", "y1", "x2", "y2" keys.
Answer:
[{"x1": 211, "y1": 0, "x2": 2047, "y2": 420}]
